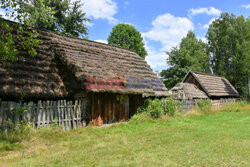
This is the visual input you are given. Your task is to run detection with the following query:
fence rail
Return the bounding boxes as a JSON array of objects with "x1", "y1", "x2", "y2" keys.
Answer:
[{"x1": 0, "y1": 99, "x2": 88, "y2": 131}]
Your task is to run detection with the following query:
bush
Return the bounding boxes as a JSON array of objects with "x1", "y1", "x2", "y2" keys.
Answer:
[
  {"x1": 198, "y1": 99, "x2": 212, "y2": 108},
  {"x1": 162, "y1": 98, "x2": 178, "y2": 116},
  {"x1": 197, "y1": 99, "x2": 212, "y2": 114},
  {"x1": 137, "y1": 98, "x2": 179, "y2": 118}
]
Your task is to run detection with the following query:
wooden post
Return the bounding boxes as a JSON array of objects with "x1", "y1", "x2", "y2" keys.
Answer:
[{"x1": 98, "y1": 95, "x2": 103, "y2": 125}]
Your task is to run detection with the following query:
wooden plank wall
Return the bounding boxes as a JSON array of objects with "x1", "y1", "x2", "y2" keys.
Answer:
[
  {"x1": 0, "y1": 99, "x2": 88, "y2": 131},
  {"x1": 89, "y1": 93, "x2": 142, "y2": 126}
]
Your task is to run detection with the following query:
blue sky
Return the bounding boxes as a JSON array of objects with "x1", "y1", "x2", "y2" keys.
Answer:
[
  {"x1": 81, "y1": 0, "x2": 249, "y2": 72},
  {"x1": 1, "y1": 0, "x2": 249, "y2": 71}
]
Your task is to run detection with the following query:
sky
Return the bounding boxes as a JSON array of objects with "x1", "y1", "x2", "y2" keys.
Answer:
[{"x1": 1, "y1": 0, "x2": 249, "y2": 72}]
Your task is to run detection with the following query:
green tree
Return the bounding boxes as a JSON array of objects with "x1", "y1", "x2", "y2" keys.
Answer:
[
  {"x1": 206, "y1": 13, "x2": 250, "y2": 96},
  {"x1": 17, "y1": 0, "x2": 90, "y2": 37},
  {"x1": 0, "y1": 0, "x2": 40, "y2": 62},
  {"x1": 108, "y1": 23, "x2": 147, "y2": 59},
  {"x1": 161, "y1": 31, "x2": 210, "y2": 89}
]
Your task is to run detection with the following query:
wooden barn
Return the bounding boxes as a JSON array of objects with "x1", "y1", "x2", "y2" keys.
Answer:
[
  {"x1": 0, "y1": 20, "x2": 168, "y2": 126},
  {"x1": 182, "y1": 71, "x2": 239, "y2": 100}
]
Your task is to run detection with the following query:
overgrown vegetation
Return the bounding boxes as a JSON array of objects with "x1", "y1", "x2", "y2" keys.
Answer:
[
  {"x1": 137, "y1": 98, "x2": 180, "y2": 118},
  {"x1": 0, "y1": 102, "x2": 249, "y2": 166}
]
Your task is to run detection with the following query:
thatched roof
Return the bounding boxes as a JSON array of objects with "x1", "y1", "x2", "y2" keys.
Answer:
[
  {"x1": 170, "y1": 83, "x2": 208, "y2": 100},
  {"x1": 0, "y1": 20, "x2": 167, "y2": 99},
  {"x1": 183, "y1": 71, "x2": 239, "y2": 97}
]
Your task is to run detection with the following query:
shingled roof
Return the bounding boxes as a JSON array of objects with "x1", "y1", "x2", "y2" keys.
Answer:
[
  {"x1": 0, "y1": 20, "x2": 167, "y2": 100},
  {"x1": 183, "y1": 71, "x2": 239, "y2": 98},
  {"x1": 170, "y1": 83, "x2": 208, "y2": 100}
]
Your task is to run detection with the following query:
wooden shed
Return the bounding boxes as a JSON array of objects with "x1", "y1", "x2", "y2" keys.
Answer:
[
  {"x1": 0, "y1": 20, "x2": 168, "y2": 126},
  {"x1": 183, "y1": 71, "x2": 239, "y2": 99},
  {"x1": 170, "y1": 82, "x2": 208, "y2": 100}
]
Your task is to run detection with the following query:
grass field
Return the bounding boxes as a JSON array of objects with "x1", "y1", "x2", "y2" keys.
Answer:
[{"x1": 0, "y1": 103, "x2": 250, "y2": 167}]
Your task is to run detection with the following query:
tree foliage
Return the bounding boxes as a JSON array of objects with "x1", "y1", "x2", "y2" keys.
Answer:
[
  {"x1": 206, "y1": 13, "x2": 250, "y2": 96},
  {"x1": 108, "y1": 23, "x2": 147, "y2": 59},
  {"x1": 0, "y1": 0, "x2": 40, "y2": 63},
  {"x1": 20, "y1": 0, "x2": 90, "y2": 37},
  {"x1": 0, "y1": 0, "x2": 90, "y2": 62},
  {"x1": 161, "y1": 31, "x2": 210, "y2": 89}
]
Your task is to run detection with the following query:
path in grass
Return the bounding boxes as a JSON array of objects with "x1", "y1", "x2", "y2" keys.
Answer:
[{"x1": 0, "y1": 111, "x2": 250, "y2": 167}]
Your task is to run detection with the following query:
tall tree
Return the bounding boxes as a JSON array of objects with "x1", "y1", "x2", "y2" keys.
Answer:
[
  {"x1": 161, "y1": 31, "x2": 210, "y2": 89},
  {"x1": 18, "y1": 0, "x2": 90, "y2": 37},
  {"x1": 108, "y1": 23, "x2": 147, "y2": 59},
  {"x1": 206, "y1": 13, "x2": 250, "y2": 96},
  {"x1": 1, "y1": 0, "x2": 90, "y2": 37},
  {"x1": 0, "y1": 0, "x2": 90, "y2": 62}
]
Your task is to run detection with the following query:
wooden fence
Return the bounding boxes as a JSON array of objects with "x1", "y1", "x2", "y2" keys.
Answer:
[{"x1": 0, "y1": 99, "x2": 88, "y2": 131}]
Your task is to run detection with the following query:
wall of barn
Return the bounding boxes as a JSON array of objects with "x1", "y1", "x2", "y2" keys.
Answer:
[
  {"x1": 183, "y1": 73, "x2": 204, "y2": 92},
  {"x1": 88, "y1": 93, "x2": 142, "y2": 126}
]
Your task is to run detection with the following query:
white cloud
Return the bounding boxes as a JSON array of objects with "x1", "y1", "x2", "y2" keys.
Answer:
[
  {"x1": 82, "y1": 0, "x2": 118, "y2": 24},
  {"x1": 95, "y1": 39, "x2": 108, "y2": 44},
  {"x1": 203, "y1": 18, "x2": 217, "y2": 29},
  {"x1": 242, "y1": 4, "x2": 250, "y2": 9},
  {"x1": 198, "y1": 37, "x2": 208, "y2": 43},
  {"x1": 188, "y1": 7, "x2": 221, "y2": 17},
  {"x1": 143, "y1": 13, "x2": 194, "y2": 71},
  {"x1": 145, "y1": 46, "x2": 168, "y2": 70}
]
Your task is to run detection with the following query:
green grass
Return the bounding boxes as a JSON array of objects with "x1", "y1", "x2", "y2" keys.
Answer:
[{"x1": 0, "y1": 104, "x2": 250, "y2": 167}]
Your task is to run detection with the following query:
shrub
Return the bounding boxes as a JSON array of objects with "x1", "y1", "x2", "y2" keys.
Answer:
[
  {"x1": 147, "y1": 99, "x2": 163, "y2": 118},
  {"x1": 198, "y1": 99, "x2": 212, "y2": 108},
  {"x1": 137, "y1": 98, "x2": 180, "y2": 118},
  {"x1": 162, "y1": 98, "x2": 179, "y2": 116},
  {"x1": 197, "y1": 99, "x2": 212, "y2": 114}
]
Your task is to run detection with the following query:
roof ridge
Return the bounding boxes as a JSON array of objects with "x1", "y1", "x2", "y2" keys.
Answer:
[
  {"x1": 192, "y1": 71, "x2": 225, "y2": 78},
  {"x1": 1, "y1": 18, "x2": 138, "y2": 55}
]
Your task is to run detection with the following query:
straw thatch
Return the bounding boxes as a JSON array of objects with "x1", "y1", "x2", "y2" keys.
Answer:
[
  {"x1": 170, "y1": 83, "x2": 208, "y2": 100},
  {"x1": 0, "y1": 20, "x2": 167, "y2": 100},
  {"x1": 183, "y1": 71, "x2": 239, "y2": 98}
]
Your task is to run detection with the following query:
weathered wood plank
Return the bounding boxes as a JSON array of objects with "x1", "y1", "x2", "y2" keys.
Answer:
[{"x1": 98, "y1": 94, "x2": 103, "y2": 125}]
